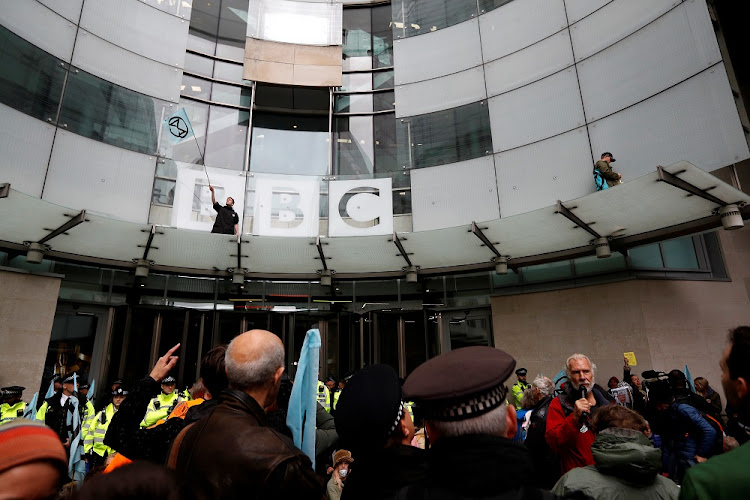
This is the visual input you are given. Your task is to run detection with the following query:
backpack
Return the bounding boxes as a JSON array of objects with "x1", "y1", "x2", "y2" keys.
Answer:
[
  {"x1": 673, "y1": 394, "x2": 725, "y2": 456},
  {"x1": 593, "y1": 169, "x2": 609, "y2": 191}
]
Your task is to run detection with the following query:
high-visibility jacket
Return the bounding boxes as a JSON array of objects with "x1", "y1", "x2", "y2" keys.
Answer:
[
  {"x1": 512, "y1": 380, "x2": 531, "y2": 410},
  {"x1": 326, "y1": 389, "x2": 338, "y2": 413},
  {"x1": 84, "y1": 403, "x2": 118, "y2": 458},
  {"x1": 404, "y1": 401, "x2": 415, "y2": 422},
  {"x1": 317, "y1": 381, "x2": 330, "y2": 412},
  {"x1": 0, "y1": 401, "x2": 26, "y2": 425},
  {"x1": 139, "y1": 392, "x2": 184, "y2": 428},
  {"x1": 333, "y1": 390, "x2": 341, "y2": 411},
  {"x1": 152, "y1": 398, "x2": 204, "y2": 427}
]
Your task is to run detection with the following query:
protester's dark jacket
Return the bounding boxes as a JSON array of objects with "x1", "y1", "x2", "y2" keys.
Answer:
[
  {"x1": 622, "y1": 368, "x2": 647, "y2": 415},
  {"x1": 395, "y1": 434, "x2": 569, "y2": 500},
  {"x1": 524, "y1": 395, "x2": 561, "y2": 490},
  {"x1": 105, "y1": 376, "x2": 218, "y2": 464},
  {"x1": 341, "y1": 444, "x2": 427, "y2": 500},
  {"x1": 173, "y1": 389, "x2": 324, "y2": 500},
  {"x1": 552, "y1": 428, "x2": 679, "y2": 499}
]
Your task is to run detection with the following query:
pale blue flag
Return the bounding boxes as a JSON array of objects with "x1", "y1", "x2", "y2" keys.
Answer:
[
  {"x1": 553, "y1": 368, "x2": 568, "y2": 393},
  {"x1": 163, "y1": 108, "x2": 195, "y2": 144},
  {"x1": 88, "y1": 379, "x2": 96, "y2": 405},
  {"x1": 23, "y1": 392, "x2": 38, "y2": 420},
  {"x1": 45, "y1": 378, "x2": 56, "y2": 399},
  {"x1": 286, "y1": 328, "x2": 320, "y2": 469},
  {"x1": 67, "y1": 373, "x2": 86, "y2": 482},
  {"x1": 684, "y1": 365, "x2": 695, "y2": 393}
]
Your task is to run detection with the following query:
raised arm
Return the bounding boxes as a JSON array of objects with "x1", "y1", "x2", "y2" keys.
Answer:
[{"x1": 209, "y1": 185, "x2": 216, "y2": 205}]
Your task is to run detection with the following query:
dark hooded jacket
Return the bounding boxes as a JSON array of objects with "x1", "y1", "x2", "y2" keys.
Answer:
[
  {"x1": 341, "y1": 444, "x2": 427, "y2": 500},
  {"x1": 552, "y1": 428, "x2": 679, "y2": 499}
]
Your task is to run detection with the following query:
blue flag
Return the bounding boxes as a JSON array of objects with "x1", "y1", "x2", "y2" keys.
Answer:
[
  {"x1": 163, "y1": 108, "x2": 195, "y2": 144},
  {"x1": 286, "y1": 328, "x2": 321, "y2": 469},
  {"x1": 684, "y1": 365, "x2": 695, "y2": 393},
  {"x1": 553, "y1": 368, "x2": 568, "y2": 393},
  {"x1": 67, "y1": 373, "x2": 86, "y2": 482},
  {"x1": 24, "y1": 392, "x2": 38, "y2": 420},
  {"x1": 88, "y1": 379, "x2": 96, "y2": 405},
  {"x1": 45, "y1": 378, "x2": 56, "y2": 400}
]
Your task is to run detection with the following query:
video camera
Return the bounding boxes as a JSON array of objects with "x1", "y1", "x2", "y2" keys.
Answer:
[{"x1": 640, "y1": 369, "x2": 669, "y2": 391}]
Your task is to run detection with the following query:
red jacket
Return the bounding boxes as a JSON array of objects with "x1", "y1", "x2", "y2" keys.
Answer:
[{"x1": 545, "y1": 396, "x2": 595, "y2": 474}]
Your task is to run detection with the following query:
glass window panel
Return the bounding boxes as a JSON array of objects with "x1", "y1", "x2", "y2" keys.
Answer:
[
  {"x1": 248, "y1": 0, "x2": 343, "y2": 46},
  {"x1": 216, "y1": 0, "x2": 249, "y2": 60},
  {"x1": 250, "y1": 112, "x2": 329, "y2": 175},
  {"x1": 335, "y1": 116, "x2": 374, "y2": 176},
  {"x1": 122, "y1": 308, "x2": 159, "y2": 383},
  {"x1": 449, "y1": 314, "x2": 491, "y2": 349},
  {"x1": 152, "y1": 177, "x2": 176, "y2": 205},
  {"x1": 404, "y1": 312, "x2": 426, "y2": 375},
  {"x1": 187, "y1": 0, "x2": 220, "y2": 55},
  {"x1": 629, "y1": 243, "x2": 664, "y2": 268},
  {"x1": 478, "y1": 0, "x2": 516, "y2": 14},
  {"x1": 393, "y1": 0, "x2": 478, "y2": 38},
  {"x1": 521, "y1": 261, "x2": 573, "y2": 283},
  {"x1": 60, "y1": 68, "x2": 165, "y2": 154},
  {"x1": 340, "y1": 73, "x2": 372, "y2": 92},
  {"x1": 371, "y1": 4, "x2": 394, "y2": 68},
  {"x1": 393, "y1": 188, "x2": 411, "y2": 214},
  {"x1": 0, "y1": 25, "x2": 66, "y2": 122},
  {"x1": 491, "y1": 269, "x2": 522, "y2": 288},
  {"x1": 343, "y1": 8, "x2": 372, "y2": 71},
  {"x1": 213, "y1": 60, "x2": 245, "y2": 83},
  {"x1": 374, "y1": 90, "x2": 395, "y2": 111},
  {"x1": 164, "y1": 100, "x2": 209, "y2": 164},
  {"x1": 181, "y1": 74, "x2": 212, "y2": 101},
  {"x1": 42, "y1": 313, "x2": 98, "y2": 393},
  {"x1": 211, "y1": 82, "x2": 252, "y2": 107},
  {"x1": 375, "y1": 313, "x2": 399, "y2": 373},
  {"x1": 574, "y1": 254, "x2": 627, "y2": 276},
  {"x1": 204, "y1": 106, "x2": 249, "y2": 170},
  {"x1": 662, "y1": 237, "x2": 700, "y2": 269},
  {"x1": 373, "y1": 70, "x2": 394, "y2": 90},
  {"x1": 255, "y1": 83, "x2": 329, "y2": 111},
  {"x1": 335, "y1": 94, "x2": 373, "y2": 113},
  {"x1": 184, "y1": 52, "x2": 214, "y2": 77},
  {"x1": 374, "y1": 113, "x2": 405, "y2": 176}
]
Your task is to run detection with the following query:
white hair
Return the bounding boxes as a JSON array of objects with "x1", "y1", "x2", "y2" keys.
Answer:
[
  {"x1": 532, "y1": 375, "x2": 555, "y2": 397},
  {"x1": 428, "y1": 402, "x2": 507, "y2": 438},
  {"x1": 565, "y1": 353, "x2": 597, "y2": 390},
  {"x1": 225, "y1": 337, "x2": 284, "y2": 390}
]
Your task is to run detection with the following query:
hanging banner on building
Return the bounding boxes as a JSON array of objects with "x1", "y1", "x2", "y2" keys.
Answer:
[
  {"x1": 328, "y1": 178, "x2": 393, "y2": 236},
  {"x1": 253, "y1": 174, "x2": 320, "y2": 237}
]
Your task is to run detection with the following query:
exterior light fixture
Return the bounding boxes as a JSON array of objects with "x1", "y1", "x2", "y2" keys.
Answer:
[
  {"x1": 26, "y1": 242, "x2": 46, "y2": 264},
  {"x1": 720, "y1": 204, "x2": 744, "y2": 230},
  {"x1": 494, "y1": 256, "x2": 508, "y2": 275},
  {"x1": 320, "y1": 270, "x2": 333, "y2": 286},
  {"x1": 406, "y1": 266, "x2": 418, "y2": 283},
  {"x1": 134, "y1": 258, "x2": 151, "y2": 278},
  {"x1": 594, "y1": 237, "x2": 611, "y2": 259},
  {"x1": 232, "y1": 269, "x2": 245, "y2": 285}
]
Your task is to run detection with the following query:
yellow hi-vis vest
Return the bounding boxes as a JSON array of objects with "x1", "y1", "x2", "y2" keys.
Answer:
[
  {"x1": 404, "y1": 401, "x2": 415, "y2": 422},
  {"x1": 140, "y1": 392, "x2": 183, "y2": 428},
  {"x1": 0, "y1": 401, "x2": 26, "y2": 425},
  {"x1": 84, "y1": 403, "x2": 117, "y2": 457},
  {"x1": 333, "y1": 390, "x2": 341, "y2": 410},
  {"x1": 317, "y1": 381, "x2": 330, "y2": 412}
]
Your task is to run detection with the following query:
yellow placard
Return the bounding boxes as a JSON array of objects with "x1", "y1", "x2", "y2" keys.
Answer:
[{"x1": 624, "y1": 352, "x2": 637, "y2": 366}]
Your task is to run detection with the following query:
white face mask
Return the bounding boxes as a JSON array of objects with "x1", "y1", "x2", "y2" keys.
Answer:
[{"x1": 338, "y1": 469, "x2": 348, "y2": 478}]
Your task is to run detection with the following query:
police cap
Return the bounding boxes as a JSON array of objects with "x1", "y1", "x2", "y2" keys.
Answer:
[
  {"x1": 161, "y1": 376, "x2": 177, "y2": 384},
  {"x1": 403, "y1": 346, "x2": 515, "y2": 422},
  {"x1": 112, "y1": 387, "x2": 129, "y2": 396},
  {"x1": 1, "y1": 386, "x2": 25, "y2": 397},
  {"x1": 61, "y1": 373, "x2": 77, "y2": 384},
  {"x1": 334, "y1": 365, "x2": 404, "y2": 450},
  {"x1": 515, "y1": 368, "x2": 528, "y2": 377}
]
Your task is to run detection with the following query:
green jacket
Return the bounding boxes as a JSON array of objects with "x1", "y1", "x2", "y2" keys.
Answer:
[
  {"x1": 594, "y1": 160, "x2": 620, "y2": 187},
  {"x1": 0, "y1": 401, "x2": 26, "y2": 425},
  {"x1": 680, "y1": 439, "x2": 750, "y2": 500},
  {"x1": 139, "y1": 392, "x2": 183, "y2": 428},
  {"x1": 511, "y1": 380, "x2": 530, "y2": 410},
  {"x1": 553, "y1": 428, "x2": 679, "y2": 499},
  {"x1": 84, "y1": 403, "x2": 117, "y2": 457}
]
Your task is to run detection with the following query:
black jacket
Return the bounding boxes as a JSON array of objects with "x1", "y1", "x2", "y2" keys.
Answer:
[
  {"x1": 41, "y1": 391, "x2": 87, "y2": 443},
  {"x1": 342, "y1": 444, "x2": 428, "y2": 500},
  {"x1": 395, "y1": 434, "x2": 565, "y2": 500},
  {"x1": 173, "y1": 389, "x2": 324, "y2": 500},
  {"x1": 525, "y1": 395, "x2": 561, "y2": 490}
]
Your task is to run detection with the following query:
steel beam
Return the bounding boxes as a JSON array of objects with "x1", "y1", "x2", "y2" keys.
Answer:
[
  {"x1": 38, "y1": 210, "x2": 86, "y2": 244},
  {"x1": 656, "y1": 166, "x2": 728, "y2": 206},
  {"x1": 555, "y1": 201, "x2": 601, "y2": 239},
  {"x1": 470, "y1": 221, "x2": 502, "y2": 258},
  {"x1": 316, "y1": 236, "x2": 329, "y2": 270},
  {"x1": 392, "y1": 232, "x2": 413, "y2": 267}
]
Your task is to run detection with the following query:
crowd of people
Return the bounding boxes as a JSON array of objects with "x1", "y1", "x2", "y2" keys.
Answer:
[{"x1": 1, "y1": 325, "x2": 749, "y2": 499}]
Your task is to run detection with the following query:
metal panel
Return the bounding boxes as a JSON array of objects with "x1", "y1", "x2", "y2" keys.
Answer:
[
  {"x1": 411, "y1": 155, "x2": 499, "y2": 231},
  {"x1": 79, "y1": 0, "x2": 189, "y2": 67},
  {"x1": 72, "y1": 31, "x2": 182, "y2": 102},
  {"x1": 37, "y1": 0, "x2": 84, "y2": 23},
  {"x1": 139, "y1": 0, "x2": 192, "y2": 18},
  {"x1": 478, "y1": 0, "x2": 567, "y2": 63},
  {"x1": 488, "y1": 68, "x2": 585, "y2": 152},
  {"x1": 0, "y1": 0, "x2": 76, "y2": 61},
  {"x1": 587, "y1": 64, "x2": 750, "y2": 179},
  {"x1": 393, "y1": 18, "x2": 482, "y2": 85},
  {"x1": 395, "y1": 66, "x2": 487, "y2": 118},
  {"x1": 0, "y1": 103, "x2": 55, "y2": 198},
  {"x1": 570, "y1": 0, "x2": 680, "y2": 61},
  {"x1": 495, "y1": 127, "x2": 592, "y2": 218},
  {"x1": 484, "y1": 29, "x2": 574, "y2": 98},
  {"x1": 578, "y1": 0, "x2": 721, "y2": 122},
  {"x1": 42, "y1": 130, "x2": 157, "y2": 224},
  {"x1": 563, "y1": 0, "x2": 611, "y2": 24}
]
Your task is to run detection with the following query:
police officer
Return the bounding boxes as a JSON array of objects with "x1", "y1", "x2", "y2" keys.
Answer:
[
  {"x1": 140, "y1": 376, "x2": 184, "y2": 428},
  {"x1": 36, "y1": 373, "x2": 88, "y2": 446},
  {"x1": 84, "y1": 387, "x2": 127, "y2": 469},
  {"x1": 0, "y1": 386, "x2": 26, "y2": 425},
  {"x1": 317, "y1": 379, "x2": 331, "y2": 413},
  {"x1": 511, "y1": 368, "x2": 531, "y2": 410}
]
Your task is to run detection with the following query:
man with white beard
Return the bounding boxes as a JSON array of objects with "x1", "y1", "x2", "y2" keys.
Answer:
[{"x1": 545, "y1": 353, "x2": 615, "y2": 474}]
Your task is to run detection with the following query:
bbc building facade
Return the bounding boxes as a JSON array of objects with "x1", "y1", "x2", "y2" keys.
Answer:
[{"x1": 1, "y1": 0, "x2": 749, "y2": 402}]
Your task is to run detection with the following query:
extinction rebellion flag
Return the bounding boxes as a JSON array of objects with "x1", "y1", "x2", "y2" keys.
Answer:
[{"x1": 163, "y1": 108, "x2": 195, "y2": 144}]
